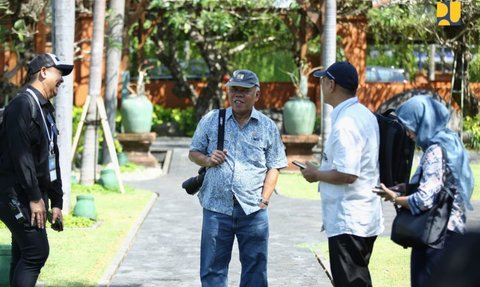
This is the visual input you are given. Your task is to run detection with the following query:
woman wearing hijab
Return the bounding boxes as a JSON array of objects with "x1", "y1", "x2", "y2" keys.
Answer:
[{"x1": 377, "y1": 95, "x2": 474, "y2": 287}]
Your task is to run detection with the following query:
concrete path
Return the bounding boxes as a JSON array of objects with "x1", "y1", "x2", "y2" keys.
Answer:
[{"x1": 105, "y1": 138, "x2": 480, "y2": 287}]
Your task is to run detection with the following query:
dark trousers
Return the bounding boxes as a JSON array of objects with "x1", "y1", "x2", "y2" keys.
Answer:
[
  {"x1": 0, "y1": 199, "x2": 49, "y2": 287},
  {"x1": 411, "y1": 231, "x2": 456, "y2": 287},
  {"x1": 328, "y1": 234, "x2": 377, "y2": 287}
]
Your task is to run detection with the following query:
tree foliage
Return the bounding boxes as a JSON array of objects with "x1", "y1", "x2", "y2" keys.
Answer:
[
  {"x1": 128, "y1": 0, "x2": 288, "y2": 119},
  {"x1": 367, "y1": 0, "x2": 480, "y2": 116},
  {"x1": 0, "y1": 0, "x2": 48, "y2": 104}
]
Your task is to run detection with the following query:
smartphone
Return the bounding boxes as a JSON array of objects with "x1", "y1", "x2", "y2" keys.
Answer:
[
  {"x1": 47, "y1": 211, "x2": 64, "y2": 232},
  {"x1": 372, "y1": 186, "x2": 386, "y2": 195},
  {"x1": 292, "y1": 160, "x2": 306, "y2": 169}
]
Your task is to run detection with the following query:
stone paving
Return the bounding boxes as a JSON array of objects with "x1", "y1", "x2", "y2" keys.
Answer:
[{"x1": 104, "y1": 138, "x2": 480, "y2": 287}]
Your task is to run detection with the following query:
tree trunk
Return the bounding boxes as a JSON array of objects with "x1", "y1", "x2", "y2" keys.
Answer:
[
  {"x1": 195, "y1": 78, "x2": 223, "y2": 120},
  {"x1": 193, "y1": 33, "x2": 228, "y2": 120},
  {"x1": 103, "y1": 0, "x2": 125, "y2": 164},
  {"x1": 52, "y1": 0, "x2": 75, "y2": 213},
  {"x1": 320, "y1": 0, "x2": 336, "y2": 149},
  {"x1": 80, "y1": 0, "x2": 106, "y2": 185},
  {"x1": 428, "y1": 44, "x2": 436, "y2": 81}
]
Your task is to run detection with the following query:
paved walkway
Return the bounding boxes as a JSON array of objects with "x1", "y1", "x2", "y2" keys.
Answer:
[{"x1": 105, "y1": 138, "x2": 480, "y2": 287}]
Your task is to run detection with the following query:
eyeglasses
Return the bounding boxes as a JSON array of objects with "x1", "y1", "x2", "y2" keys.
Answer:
[{"x1": 228, "y1": 87, "x2": 256, "y2": 95}]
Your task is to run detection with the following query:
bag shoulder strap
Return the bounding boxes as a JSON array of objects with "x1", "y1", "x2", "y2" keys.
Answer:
[
  {"x1": 439, "y1": 147, "x2": 455, "y2": 198},
  {"x1": 2, "y1": 92, "x2": 38, "y2": 125},
  {"x1": 26, "y1": 92, "x2": 39, "y2": 121},
  {"x1": 217, "y1": 109, "x2": 226, "y2": 150}
]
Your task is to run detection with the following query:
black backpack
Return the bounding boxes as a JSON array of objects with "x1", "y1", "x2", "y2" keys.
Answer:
[
  {"x1": 375, "y1": 109, "x2": 415, "y2": 187},
  {"x1": 0, "y1": 93, "x2": 38, "y2": 150}
]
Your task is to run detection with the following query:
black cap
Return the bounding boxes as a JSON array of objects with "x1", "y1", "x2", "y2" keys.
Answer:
[
  {"x1": 226, "y1": 69, "x2": 260, "y2": 89},
  {"x1": 313, "y1": 61, "x2": 358, "y2": 92},
  {"x1": 28, "y1": 53, "x2": 74, "y2": 76}
]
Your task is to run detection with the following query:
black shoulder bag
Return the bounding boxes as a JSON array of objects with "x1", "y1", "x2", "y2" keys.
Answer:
[
  {"x1": 390, "y1": 148, "x2": 455, "y2": 249},
  {"x1": 182, "y1": 109, "x2": 225, "y2": 195}
]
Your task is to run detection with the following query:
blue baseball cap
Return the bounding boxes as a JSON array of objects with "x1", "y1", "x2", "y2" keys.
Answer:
[
  {"x1": 313, "y1": 61, "x2": 358, "y2": 92},
  {"x1": 226, "y1": 69, "x2": 260, "y2": 89}
]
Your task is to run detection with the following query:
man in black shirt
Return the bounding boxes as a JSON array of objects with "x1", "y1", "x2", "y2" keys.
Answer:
[{"x1": 0, "y1": 53, "x2": 73, "y2": 287}]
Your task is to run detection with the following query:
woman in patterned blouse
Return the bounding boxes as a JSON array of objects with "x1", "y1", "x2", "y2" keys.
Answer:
[{"x1": 377, "y1": 95, "x2": 474, "y2": 287}]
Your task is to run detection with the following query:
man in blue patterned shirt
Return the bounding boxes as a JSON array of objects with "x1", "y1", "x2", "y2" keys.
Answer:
[{"x1": 189, "y1": 69, "x2": 287, "y2": 287}]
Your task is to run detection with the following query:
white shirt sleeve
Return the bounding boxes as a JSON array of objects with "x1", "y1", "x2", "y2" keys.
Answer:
[{"x1": 330, "y1": 116, "x2": 364, "y2": 176}]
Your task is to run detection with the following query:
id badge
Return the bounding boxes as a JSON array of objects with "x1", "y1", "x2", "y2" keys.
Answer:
[{"x1": 49, "y1": 154, "x2": 57, "y2": 182}]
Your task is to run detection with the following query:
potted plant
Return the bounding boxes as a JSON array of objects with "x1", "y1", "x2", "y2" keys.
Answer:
[
  {"x1": 283, "y1": 63, "x2": 316, "y2": 135},
  {"x1": 120, "y1": 61, "x2": 154, "y2": 133}
]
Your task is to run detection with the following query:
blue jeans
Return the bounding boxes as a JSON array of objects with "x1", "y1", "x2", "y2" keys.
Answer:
[{"x1": 200, "y1": 204, "x2": 269, "y2": 287}]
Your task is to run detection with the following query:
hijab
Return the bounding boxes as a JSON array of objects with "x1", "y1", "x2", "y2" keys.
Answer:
[{"x1": 396, "y1": 95, "x2": 474, "y2": 210}]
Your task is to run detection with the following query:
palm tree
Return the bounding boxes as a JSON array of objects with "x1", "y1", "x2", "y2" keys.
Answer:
[
  {"x1": 80, "y1": 0, "x2": 106, "y2": 185},
  {"x1": 52, "y1": 0, "x2": 75, "y2": 212},
  {"x1": 103, "y1": 0, "x2": 125, "y2": 164},
  {"x1": 320, "y1": 0, "x2": 336, "y2": 149}
]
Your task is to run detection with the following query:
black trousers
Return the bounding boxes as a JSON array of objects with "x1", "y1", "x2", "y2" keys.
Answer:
[
  {"x1": 328, "y1": 234, "x2": 377, "y2": 287},
  {"x1": 0, "y1": 198, "x2": 49, "y2": 287}
]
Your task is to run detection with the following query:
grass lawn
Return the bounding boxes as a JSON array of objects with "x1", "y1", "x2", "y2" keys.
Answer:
[
  {"x1": 0, "y1": 184, "x2": 155, "y2": 286},
  {"x1": 276, "y1": 172, "x2": 320, "y2": 200},
  {"x1": 315, "y1": 237, "x2": 411, "y2": 287},
  {"x1": 472, "y1": 164, "x2": 480, "y2": 200}
]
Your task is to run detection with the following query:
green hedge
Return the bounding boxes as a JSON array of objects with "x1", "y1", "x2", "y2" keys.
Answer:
[
  {"x1": 152, "y1": 106, "x2": 197, "y2": 136},
  {"x1": 464, "y1": 115, "x2": 480, "y2": 150}
]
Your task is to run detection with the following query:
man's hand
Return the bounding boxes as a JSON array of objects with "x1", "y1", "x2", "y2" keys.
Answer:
[
  {"x1": 207, "y1": 149, "x2": 228, "y2": 166},
  {"x1": 300, "y1": 161, "x2": 320, "y2": 183},
  {"x1": 30, "y1": 198, "x2": 46, "y2": 229},
  {"x1": 51, "y1": 207, "x2": 63, "y2": 225},
  {"x1": 189, "y1": 150, "x2": 228, "y2": 167},
  {"x1": 51, "y1": 207, "x2": 64, "y2": 232}
]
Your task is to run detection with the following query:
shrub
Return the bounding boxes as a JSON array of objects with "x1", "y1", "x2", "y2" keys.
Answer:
[
  {"x1": 463, "y1": 115, "x2": 480, "y2": 150},
  {"x1": 152, "y1": 105, "x2": 197, "y2": 136}
]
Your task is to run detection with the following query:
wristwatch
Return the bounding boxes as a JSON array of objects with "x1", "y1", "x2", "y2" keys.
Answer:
[{"x1": 260, "y1": 198, "x2": 269, "y2": 206}]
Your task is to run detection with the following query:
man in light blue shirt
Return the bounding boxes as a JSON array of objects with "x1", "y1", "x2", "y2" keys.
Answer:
[
  {"x1": 189, "y1": 69, "x2": 287, "y2": 287},
  {"x1": 300, "y1": 62, "x2": 383, "y2": 287}
]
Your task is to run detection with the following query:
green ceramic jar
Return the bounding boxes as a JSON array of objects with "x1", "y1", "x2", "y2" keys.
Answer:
[
  {"x1": 121, "y1": 94, "x2": 153, "y2": 133},
  {"x1": 73, "y1": 195, "x2": 97, "y2": 221},
  {"x1": 283, "y1": 97, "x2": 316, "y2": 135}
]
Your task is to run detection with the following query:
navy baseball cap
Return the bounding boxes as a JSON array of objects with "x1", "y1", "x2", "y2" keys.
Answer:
[
  {"x1": 226, "y1": 69, "x2": 260, "y2": 89},
  {"x1": 313, "y1": 61, "x2": 358, "y2": 92},
  {"x1": 28, "y1": 53, "x2": 74, "y2": 76}
]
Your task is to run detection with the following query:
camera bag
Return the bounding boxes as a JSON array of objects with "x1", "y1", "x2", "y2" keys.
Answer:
[{"x1": 182, "y1": 109, "x2": 225, "y2": 195}]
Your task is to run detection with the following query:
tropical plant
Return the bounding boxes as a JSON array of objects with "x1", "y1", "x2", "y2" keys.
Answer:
[
  {"x1": 469, "y1": 49, "x2": 480, "y2": 83},
  {"x1": 277, "y1": 0, "x2": 322, "y2": 98},
  {"x1": 285, "y1": 62, "x2": 311, "y2": 98},
  {"x1": 463, "y1": 115, "x2": 480, "y2": 150}
]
